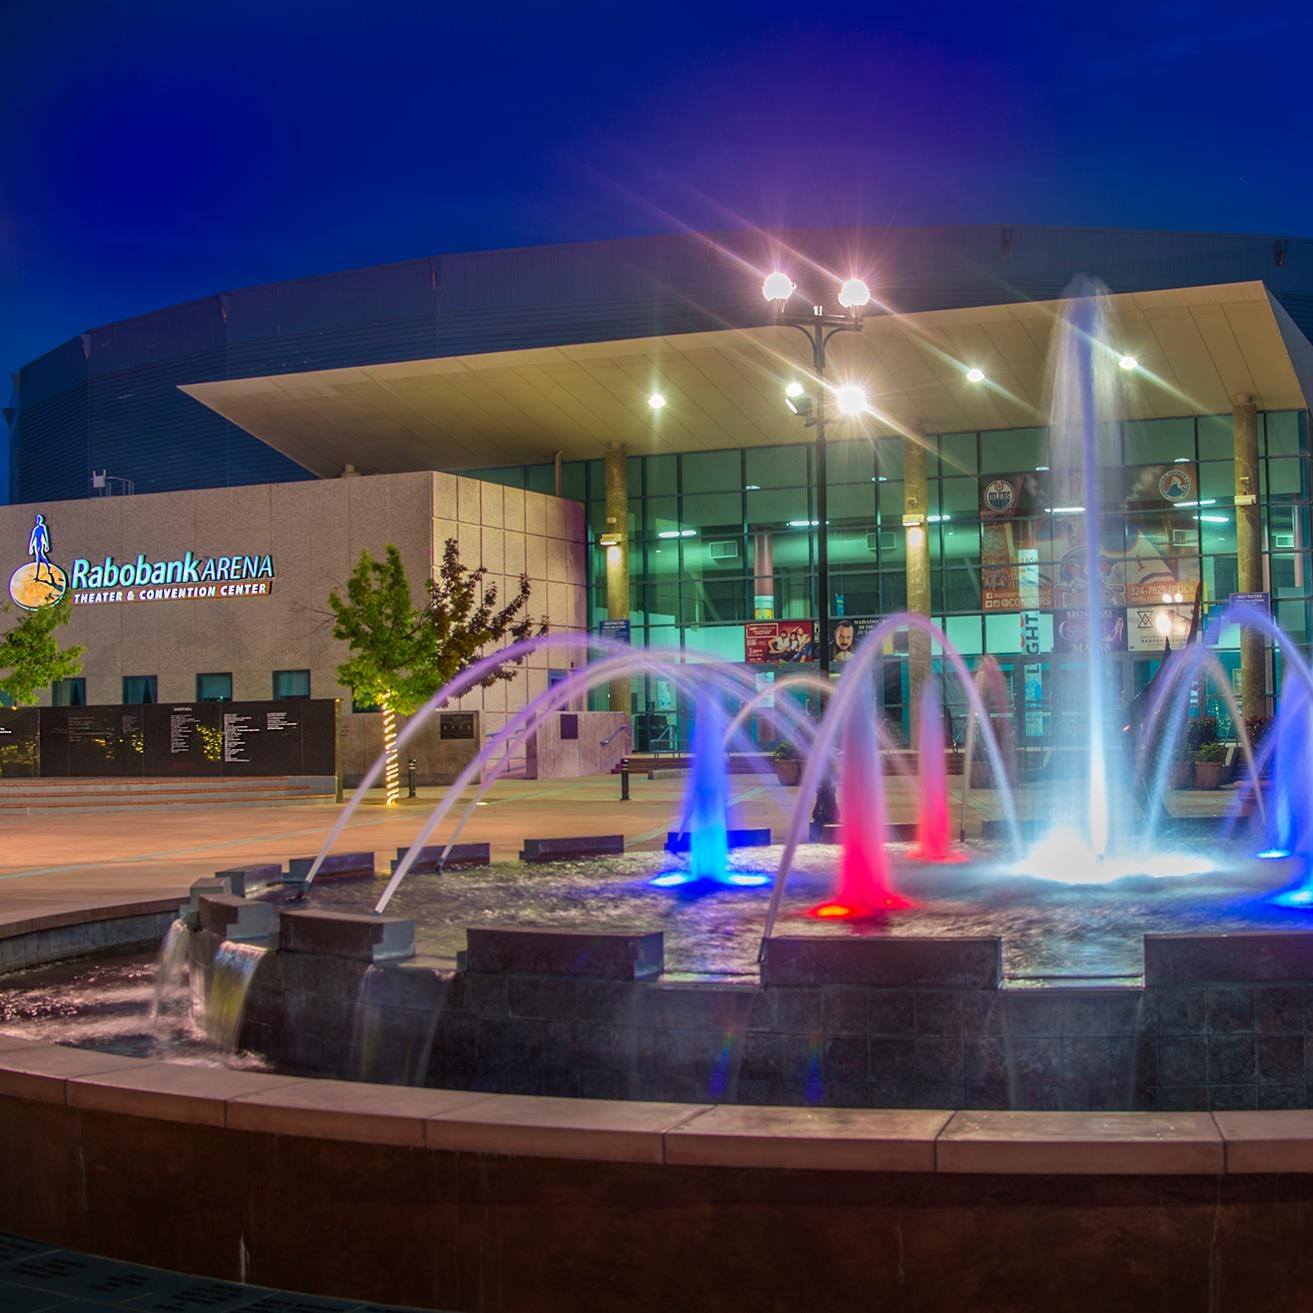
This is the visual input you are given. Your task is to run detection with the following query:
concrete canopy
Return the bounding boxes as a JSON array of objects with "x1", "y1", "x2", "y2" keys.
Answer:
[{"x1": 179, "y1": 281, "x2": 1313, "y2": 478}]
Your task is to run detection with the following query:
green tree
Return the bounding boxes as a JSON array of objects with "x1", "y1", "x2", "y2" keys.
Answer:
[
  {"x1": 329, "y1": 539, "x2": 547, "y2": 799},
  {"x1": 0, "y1": 597, "x2": 84, "y2": 706}
]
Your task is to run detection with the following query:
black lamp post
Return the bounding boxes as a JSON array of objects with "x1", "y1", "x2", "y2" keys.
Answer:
[{"x1": 761, "y1": 272, "x2": 870, "y2": 674}]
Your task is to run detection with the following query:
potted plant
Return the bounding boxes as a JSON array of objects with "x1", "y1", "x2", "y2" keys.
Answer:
[
  {"x1": 773, "y1": 740, "x2": 802, "y2": 786},
  {"x1": 1168, "y1": 753, "x2": 1194, "y2": 791},
  {"x1": 1193, "y1": 740, "x2": 1228, "y2": 790}
]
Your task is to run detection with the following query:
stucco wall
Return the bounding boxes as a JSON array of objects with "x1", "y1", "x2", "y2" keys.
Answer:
[{"x1": 0, "y1": 472, "x2": 588, "y2": 730}]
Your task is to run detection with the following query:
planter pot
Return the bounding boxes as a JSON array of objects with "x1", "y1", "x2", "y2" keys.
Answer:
[
  {"x1": 1193, "y1": 761, "x2": 1225, "y2": 790},
  {"x1": 774, "y1": 760, "x2": 802, "y2": 787},
  {"x1": 1169, "y1": 760, "x2": 1193, "y2": 790}
]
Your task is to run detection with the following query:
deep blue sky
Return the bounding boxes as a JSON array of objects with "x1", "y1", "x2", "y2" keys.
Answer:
[{"x1": 4, "y1": 0, "x2": 1312, "y2": 395}]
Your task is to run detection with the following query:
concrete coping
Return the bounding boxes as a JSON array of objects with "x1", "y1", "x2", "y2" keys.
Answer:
[{"x1": 1, "y1": 1037, "x2": 1308, "y2": 1176}]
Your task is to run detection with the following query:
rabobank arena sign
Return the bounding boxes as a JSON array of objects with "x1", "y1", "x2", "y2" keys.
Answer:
[
  {"x1": 8, "y1": 512, "x2": 275, "y2": 611},
  {"x1": 70, "y1": 551, "x2": 275, "y2": 606}
]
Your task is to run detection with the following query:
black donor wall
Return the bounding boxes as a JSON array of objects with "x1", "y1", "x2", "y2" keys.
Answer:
[{"x1": 0, "y1": 700, "x2": 337, "y2": 778}]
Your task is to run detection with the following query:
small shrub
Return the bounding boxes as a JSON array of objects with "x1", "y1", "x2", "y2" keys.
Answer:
[{"x1": 1186, "y1": 716, "x2": 1219, "y2": 752}]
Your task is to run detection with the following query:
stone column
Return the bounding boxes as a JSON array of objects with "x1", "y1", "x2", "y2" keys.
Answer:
[
  {"x1": 1234, "y1": 394, "x2": 1266, "y2": 721},
  {"x1": 904, "y1": 428, "x2": 933, "y2": 740},
  {"x1": 603, "y1": 444, "x2": 631, "y2": 717}
]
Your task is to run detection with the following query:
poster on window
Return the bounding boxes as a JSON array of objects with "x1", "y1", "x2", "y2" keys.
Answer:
[
  {"x1": 828, "y1": 617, "x2": 879, "y2": 665},
  {"x1": 979, "y1": 464, "x2": 1201, "y2": 645},
  {"x1": 745, "y1": 621, "x2": 816, "y2": 663}
]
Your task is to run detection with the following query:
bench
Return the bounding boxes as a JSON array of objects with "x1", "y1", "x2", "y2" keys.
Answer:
[
  {"x1": 665, "y1": 827, "x2": 771, "y2": 853},
  {"x1": 390, "y1": 843, "x2": 491, "y2": 874},
  {"x1": 518, "y1": 835, "x2": 625, "y2": 863},
  {"x1": 286, "y1": 851, "x2": 377, "y2": 884}
]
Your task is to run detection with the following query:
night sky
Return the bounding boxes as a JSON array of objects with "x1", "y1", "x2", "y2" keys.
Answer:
[{"x1": 3, "y1": 0, "x2": 1311, "y2": 413}]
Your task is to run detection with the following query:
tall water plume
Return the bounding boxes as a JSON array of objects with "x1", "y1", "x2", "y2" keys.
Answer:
[{"x1": 1046, "y1": 277, "x2": 1124, "y2": 857}]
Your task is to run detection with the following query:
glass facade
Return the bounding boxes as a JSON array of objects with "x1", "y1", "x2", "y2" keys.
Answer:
[{"x1": 468, "y1": 410, "x2": 1310, "y2": 746}]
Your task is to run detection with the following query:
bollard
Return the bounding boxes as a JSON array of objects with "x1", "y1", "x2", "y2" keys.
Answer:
[
  {"x1": 620, "y1": 762, "x2": 630, "y2": 802},
  {"x1": 407, "y1": 758, "x2": 417, "y2": 799}
]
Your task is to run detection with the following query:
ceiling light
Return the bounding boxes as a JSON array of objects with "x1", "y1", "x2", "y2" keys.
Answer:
[
  {"x1": 745, "y1": 483, "x2": 761, "y2": 491},
  {"x1": 966, "y1": 367, "x2": 985, "y2": 384},
  {"x1": 762, "y1": 271, "x2": 796, "y2": 302},
  {"x1": 784, "y1": 381, "x2": 806, "y2": 398},
  {"x1": 1118, "y1": 355, "x2": 1138, "y2": 371},
  {"x1": 648, "y1": 392, "x2": 666, "y2": 409}
]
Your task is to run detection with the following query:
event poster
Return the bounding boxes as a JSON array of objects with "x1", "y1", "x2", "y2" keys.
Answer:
[
  {"x1": 980, "y1": 464, "x2": 1201, "y2": 649},
  {"x1": 745, "y1": 620, "x2": 816, "y2": 663},
  {"x1": 829, "y1": 616, "x2": 878, "y2": 665}
]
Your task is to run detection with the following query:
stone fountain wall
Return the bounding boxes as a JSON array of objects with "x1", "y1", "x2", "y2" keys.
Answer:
[{"x1": 188, "y1": 898, "x2": 1313, "y2": 1113}]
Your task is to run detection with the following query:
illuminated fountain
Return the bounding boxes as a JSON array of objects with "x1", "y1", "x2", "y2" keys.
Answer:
[
  {"x1": 912, "y1": 680, "x2": 957, "y2": 862},
  {"x1": 810, "y1": 672, "x2": 910, "y2": 920}
]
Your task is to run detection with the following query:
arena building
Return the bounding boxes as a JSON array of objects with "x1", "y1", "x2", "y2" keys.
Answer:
[{"x1": 6, "y1": 226, "x2": 1313, "y2": 748}]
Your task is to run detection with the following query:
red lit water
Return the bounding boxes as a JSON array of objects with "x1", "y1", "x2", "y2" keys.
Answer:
[
  {"x1": 811, "y1": 703, "x2": 912, "y2": 919},
  {"x1": 913, "y1": 682, "x2": 959, "y2": 862}
]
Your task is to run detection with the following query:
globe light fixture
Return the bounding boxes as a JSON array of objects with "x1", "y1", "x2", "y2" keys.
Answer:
[
  {"x1": 1118, "y1": 354, "x2": 1138, "y2": 371},
  {"x1": 784, "y1": 381, "x2": 806, "y2": 398},
  {"x1": 966, "y1": 367, "x2": 986, "y2": 384},
  {"x1": 837, "y1": 277, "x2": 871, "y2": 309},
  {"x1": 761, "y1": 271, "x2": 796, "y2": 302},
  {"x1": 648, "y1": 392, "x2": 666, "y2": 409},
  {"x1": 835, "y1": 384, "x2": 866, "y2": 417}
]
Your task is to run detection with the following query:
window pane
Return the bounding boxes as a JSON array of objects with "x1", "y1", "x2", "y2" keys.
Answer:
[
  {"x1": 939, "y1": 432, "x2": 978, "y2": 476},
  {"x1": 981, "y1": 427, "x2": 1044, "y2": 473},
  {"x1": 681, "y1": 450, "x2": 741, "y2": 491},
  {"x1": 1199, "y1": 462, "x2": 1234, "y2": 501},
  {"x1": 52, "y1": 677, "x2": 86, "y2": 707},
  {"x1": 1197, "y1": 415, "x2": 1232, "y2": 461},
  {"x1": 123, "y1": 676, "x2": 157, "y2": 705},
  {"x1": 273, "y1": 669, "x2": 311, "y2": 700},
  {"x1": 827, "y1": 483, "x2": 875, "y2": 522},
  {"x1": 1124, "y1": 418, "x2": 1193, "y2": 465},
  {"x1": 1266, "y1": 411, "x2": 1302, "y2": 457},
  {"x1": 682, "y1": 491, "x2": 741, "y2": 530},
  {"x1": 644, "y1": 454, "x2": 677, "y2": 496},
  {"x1": 196, "y1": 672, "x2": 233, "y2": 703},
  {"x1": 826, "y1": 441, "x2": 874, "y2": 484},
  {"x1": 746, "y1": 488, "x2": 808, "y2": 529},
  {"x1": 745, "y1": 445, "x2": 806, "y2": 488}
]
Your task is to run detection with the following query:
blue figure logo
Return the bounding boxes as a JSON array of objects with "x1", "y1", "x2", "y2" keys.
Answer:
[
  {"x1": 9, "y1": 513, "x2": 68, "y2": 611},
  {"x1": 29, "y1": 514, "x2": 52, "y2": 583}
]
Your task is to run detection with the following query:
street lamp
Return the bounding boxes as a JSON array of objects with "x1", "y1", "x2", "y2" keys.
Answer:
[{"x1": 761, "y1": 270, "x2": 870, "y2": 673}]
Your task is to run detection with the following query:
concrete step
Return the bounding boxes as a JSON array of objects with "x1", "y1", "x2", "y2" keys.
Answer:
[
  {"x1": 0, "y1": 794, "x2": 333, "y2": 815},
  {"x1": 0, "y1": 774, "x2": 335, "y2": 813},
  {"x1": 0, "y1": 775, "x2": 333, "y2": 794}
]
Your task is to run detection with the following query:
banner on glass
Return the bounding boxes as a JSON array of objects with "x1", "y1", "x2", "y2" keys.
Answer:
[{"x1": 745, "y1": 621, "x2": 816, "y2": 664}]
